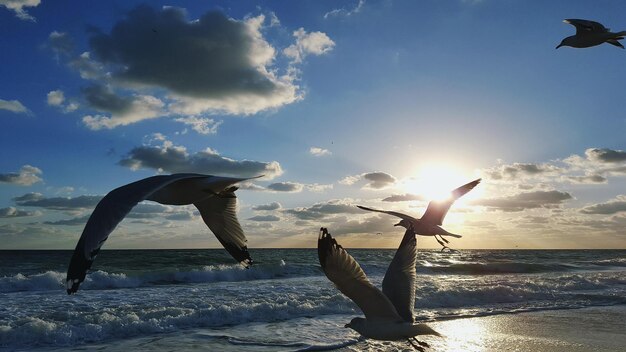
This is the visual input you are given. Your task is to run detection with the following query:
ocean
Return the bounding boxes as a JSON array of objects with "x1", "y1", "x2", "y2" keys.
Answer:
[{"x1": 1, "y1": 248, "x2": 625, "y2": 351}]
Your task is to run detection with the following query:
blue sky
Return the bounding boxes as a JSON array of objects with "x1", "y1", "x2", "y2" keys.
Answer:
[{"x1": 1, "y1": 0, "x2": 625, "y2": 249}]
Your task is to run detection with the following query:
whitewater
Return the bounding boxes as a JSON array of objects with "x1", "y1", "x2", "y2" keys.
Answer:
[{"x1": 1, "y1": 249, "x2": 625, "y2": 351}]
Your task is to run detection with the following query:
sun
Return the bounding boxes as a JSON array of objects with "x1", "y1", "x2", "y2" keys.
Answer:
[{"x1": 402, "y1": 164, "x2": 476, "y2": 202}]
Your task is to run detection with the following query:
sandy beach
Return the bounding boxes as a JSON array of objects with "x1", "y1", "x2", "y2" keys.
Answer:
[{"x1": 343, "y1": 305, "x2": 626, "y2": 352}]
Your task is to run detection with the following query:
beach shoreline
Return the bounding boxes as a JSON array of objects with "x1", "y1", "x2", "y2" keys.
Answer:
[
  {"x1": 39, "y1": 305, "x2": 626, "y2": 352},
  {"x1": 342, "y1": 305, "x2": 626, "y2": 351}
]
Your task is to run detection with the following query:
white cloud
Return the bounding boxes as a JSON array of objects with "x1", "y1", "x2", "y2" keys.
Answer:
[
  {"x1": 324, "y1": 0, "x2": 365, "y2": 19},
  {"x1": 82, "y1": 94, "x2": 165, "y2": 130},
  {"x1": 0, "y1": 99, "x2": 30, "y2": 114},
  {"x1": 284, "y1": 28, "x2": 335, "y2": 64},
  {"x1": 0, "y1": 165, "x2": 42, "y2": 186},
  {"x1": 174, "y1": 116, "x2": 223, "y2": 135},
  {"x1": 309, "y1": 147, "x2": 331, "y2": 157},
  {"x1": 0, "y1": 0, "x2": 40, "y2": 21},
  {"x1": 47, "y1": 90, "x2": 64, "y2": 106}
]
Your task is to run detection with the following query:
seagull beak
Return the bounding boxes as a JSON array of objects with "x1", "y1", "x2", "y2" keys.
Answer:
[
  {"x1": 344, "y1": 323, "x2": 351, "y2": 328},
  {"x1": 393, "y1": 222, "x2": 401, "y2": 227}
]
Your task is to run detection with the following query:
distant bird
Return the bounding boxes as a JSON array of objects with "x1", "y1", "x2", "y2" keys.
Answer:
[
  {"x1": 66, "y1": 173, "x2": 261, "y2": 294},
  {"x1": 557, "y1": 19, "x2": 626, "y2": 49},
  {"x1": 357, "y1": 178, "x2": 481, "y2": 249},
  {"x1": 318, "y1": 227, "x2": 440, "y2": 350}
]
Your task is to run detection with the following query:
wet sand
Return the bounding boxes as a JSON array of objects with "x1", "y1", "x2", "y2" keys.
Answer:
[{"x1": 343, "y1": 305, "x2": 626, "y2": 351}]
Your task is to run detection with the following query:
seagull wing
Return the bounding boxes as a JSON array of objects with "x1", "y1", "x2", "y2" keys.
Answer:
[
  {"x1": 66, "y1": 174, "x2": 205, "y2": 294},
  {"x1": 356, "y1": 205, "x2": 417, "y2": 222},
  {"x1": 382, "y1": 227, "x2": 417, "y2": 323},
  {"x1": 194, "y1": 187, "x2": 252, "y2": 268},
  {"x1": 421, "y1": 178, "x2": 481, "y2": 225},
  {"x1": 318, "y1": 228, "x2": 403, "y2": 322},
  {"x1": 564, "y1": 19, "x2": 609, "y2": 34}
]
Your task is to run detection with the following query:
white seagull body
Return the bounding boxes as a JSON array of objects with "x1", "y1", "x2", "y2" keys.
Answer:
[
  {"x1": 66, "y1": 173, "x2": 260, "y2": 294},
  {"x1": 318, "y1": 227, "x2": 439, "y2": 350},
  {"x1": 357, "y1": 179, "x2": 481, "y2": 246},
  {"x1": 557, "y1": 19, "x2": 626, "y2": 49}
]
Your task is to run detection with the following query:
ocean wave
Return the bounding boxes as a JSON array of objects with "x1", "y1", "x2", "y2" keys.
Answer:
[
  {"x1": 416, "y1": 262, "x2": 578, "y2": 275},
  {"x1": 1, "y1": 270, "x2": 624, "y2": 349},
  {"x1": 0, "y1": 261, "x2": 295, "y2": 293}
]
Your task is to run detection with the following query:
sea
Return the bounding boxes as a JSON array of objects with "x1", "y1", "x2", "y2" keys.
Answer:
[{"x1": 0, "y1": 248, "x2": 625, "y2": 351}]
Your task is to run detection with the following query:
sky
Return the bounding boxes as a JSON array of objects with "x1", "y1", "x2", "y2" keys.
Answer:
[{"x1": 1, "y1": 0, "x2": 625, "y2": 250}]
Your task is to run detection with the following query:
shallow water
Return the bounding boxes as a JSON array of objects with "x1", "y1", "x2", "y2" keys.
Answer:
[{"x1": 1, "y1": 249, "x2": 625, "y2": 350}]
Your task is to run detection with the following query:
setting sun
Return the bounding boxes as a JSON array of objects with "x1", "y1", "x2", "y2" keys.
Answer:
[{"x1": 403, "y1": 164, "x2": 476, "y2": 202}]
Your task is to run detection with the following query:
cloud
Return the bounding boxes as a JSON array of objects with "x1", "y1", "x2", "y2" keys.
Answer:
[
  {"x1": 118, "y1": 136, "x2": 283, "y2": 179},
  {"x1": 174, "y1": 116, "x2": 222, "y2": 135},
  {"x1": 324, "y1": 0, "x2": 365, "y2": 19},
  {"x1": 267, "y1": 182, "x2": 304, "y2": 193},
  {"x1": 0, "y1": 99, "x2": 30, "y2": 114},
  {"x1": 472, "y1": 190, "x2": 572, "y2": 212},
  {"x1": 247, "y1": 215, "x2": 281, "y2": 222},
  {"x1": 306, "y1": 183, "x2": 333, "y2": 192},
  {"x1": 0, "y1": 207, "x2": 40, "y2": 218},
  {"x1": 81, "y1": 85, "x2": 165, "y2": 129},
  {"x1": 565, "y1": 174, "x2": 607, "y2": 184},
  {"x1": 48, "y1": 31, "x2": 74, "y2": 57},
  {"x1": 283, "y1": 28, "x2": 335, "y2": 64},
  {"x1": 339, "y1": 172, "x2": 397, "y2": 190},
  {"x1": 15, "y1": 194, "x2": 102, "y2": 210},
  {"x1": 0, "y1": 0, "x2": 40, "y2": 21},
  {"x1": 363, "y1": 172, "x2": 397, "y2": 189},
  {"x1": 483, "y1": 162, "x2": 563, "y2": 181},
  {"x1": 44, "y1": 215, "x2": 90, "y2": 226},
  {"x1": 252, "y1": 202, "x2": 282, "y2": 211},
  {"x1": 580, "y1": 195, "x2": 626, "y2": 215},
  {"x1": 283, "y1": 199, "x2": 361, "y2": 220},
  {"x1": 46, "y1": 89, "x2": 79, "y2": 112},
  {"x1": 12, "y1": 192, "x2": 44, "y2": 202},
  {"x1": 78, "y1": 6, "x2": 304, "y2": 121},
  {"x1": 585, "y1": 148, "x2": 626, "y2": 163},
  {"x1": 382, "y1": 193, "x2": 426, "y2": 202},
  {"x1": 324, "y1": 214, "x2": 394, "y2": 236},
  {"x1": 0, "y1": 165, "x2": 42, "y2": 186},
  {"x1": 309, "y1": 147, "x2": 331, "y2": 157}
]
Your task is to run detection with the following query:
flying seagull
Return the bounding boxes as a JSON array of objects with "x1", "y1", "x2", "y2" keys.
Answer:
[
  {"x1": 318, "y1": 227, "x2": 440, "y2": 350},
  {"x1": 66, "y1": 173, "x2": 261, "y2": 294},
  {"x1": 557, "y1": 19, "x2": 626, "y2": 49},
  {"x1": 357, "y1": 178, "x2": 481, "y2": 249}
]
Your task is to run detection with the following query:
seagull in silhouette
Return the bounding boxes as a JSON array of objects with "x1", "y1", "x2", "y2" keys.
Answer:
[
  {"x1": 66, "y1": 173, "x2": 261, "y2": 294},
  {"x1": 557, "y1": 19, "x2": 626, "y2": 49},
  {"x1": 357, "y1": 179, "x2": 481, "y2": 249},
  {"x1": 318, "y1": 227, "x2": 440, "y2": 351}
]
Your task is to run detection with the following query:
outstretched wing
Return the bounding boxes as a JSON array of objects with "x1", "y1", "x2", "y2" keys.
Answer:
[
  {"x1": 318, "y1": 228, "x2": 402, "y2": 322},
  {"x1": 194, "y1": 187, "x2": 251, "y2": 267},
  {"x1": 66, "y1": 174, "x2": 205, "y2": 294},
  {"x1": 382, "y1": 227, "x2": 417, "y2": 323},
  {"x1": 356, "y1": 205, "x2": 417, "y2": 222},
  {"x1": 421, "y1": 178, "x2": 481, "y2": 225},
  {"x1": 564, "y1": 19, "x2": 609, "y2": 34}
]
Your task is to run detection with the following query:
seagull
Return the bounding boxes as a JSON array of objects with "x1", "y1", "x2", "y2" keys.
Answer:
[
  {"x1": 318, "y1": 227, "x2": 440, "y2": 350},
  {"x1": 357, "y1": 178, "x2": 481, "y2": 249},
  {"x1": 557, "y1": 19, "x2": 626, "y2": 49},
  {"x1": 65, "y1": 173, "x2": 261, "y2": 294}
]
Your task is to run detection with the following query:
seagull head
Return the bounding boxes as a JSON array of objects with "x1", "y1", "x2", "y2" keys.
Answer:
[{"x1": 345, "y1": 317, "x2": 366, "y2": 334}]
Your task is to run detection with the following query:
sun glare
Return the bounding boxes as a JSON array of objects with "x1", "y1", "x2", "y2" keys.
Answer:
[{"x1": 403, "y1": 164, "x2": 476, "y2": 202}]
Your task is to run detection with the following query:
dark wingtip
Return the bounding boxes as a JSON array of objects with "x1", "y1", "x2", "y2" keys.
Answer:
[{"x1": 318, "y1": 227, "x2": 337, "y2": 270}]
